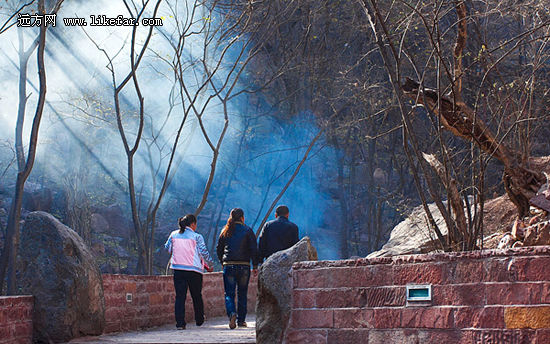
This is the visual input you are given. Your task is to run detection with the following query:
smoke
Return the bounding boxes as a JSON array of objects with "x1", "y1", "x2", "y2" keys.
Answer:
[{"x1": 0, "y1": 0, "x2": 344, "y2": 260}]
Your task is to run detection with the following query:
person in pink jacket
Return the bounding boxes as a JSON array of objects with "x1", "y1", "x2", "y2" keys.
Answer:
[{"x1": 164, "y1": 214, "x2": 213, "y2": 330}]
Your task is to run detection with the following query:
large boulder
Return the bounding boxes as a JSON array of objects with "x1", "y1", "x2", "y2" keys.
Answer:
[
  {"x1": 18, "y1": 211, "x2": 105, "y2": 343},
  {"x1": 367, "y1": 201, "x2": 449, "y2": 258},
  {"x1": 256, "y1": 236, "x2": 317, "y2": 344}
]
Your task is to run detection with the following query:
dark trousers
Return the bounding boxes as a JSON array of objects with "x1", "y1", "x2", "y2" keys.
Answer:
[
  {"x1": 173, "y1": 269, "x2": 204, "y2": 327},
  {"x1": 222, "y1": 265, "x2": 251, "y2": 323}
]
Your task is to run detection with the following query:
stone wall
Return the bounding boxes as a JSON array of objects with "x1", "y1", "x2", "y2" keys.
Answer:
[
  {"x1": 0, "y1": 296, "x2": 33, "y2": 344},
  {"x1": 286, "y1": 246, "x2": 550, "y2": 344},
  {"x1": 103, "y1": 272, "x2": 258, "y2": 333}
]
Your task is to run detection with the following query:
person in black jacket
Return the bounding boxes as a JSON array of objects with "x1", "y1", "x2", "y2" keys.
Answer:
[
  {"x1": 258, "y1": 205, "x2": 299, "y2": 263},
  {"x1": 216, "y1": 208, "x2": 258, "y2": 329}
]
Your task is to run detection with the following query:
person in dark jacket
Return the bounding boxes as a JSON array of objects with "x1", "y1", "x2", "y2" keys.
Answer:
[
  {"x1": 216, "y1": 208, "x2": 258, "y2": 329},
  {"x1": 258, "y1": 205, "x2": 299, "y2": 263}
]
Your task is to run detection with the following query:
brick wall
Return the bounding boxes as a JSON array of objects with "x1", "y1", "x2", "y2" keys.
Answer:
[
  {"x1": 103, "y1": 272, "x2": 258, "y2": 333},
  {"x1": 0, "y1": 296, "x2": 33, "y2": 344},
  {"x1": 286, "y1": 246, "x2": 550, "y2": 344}
]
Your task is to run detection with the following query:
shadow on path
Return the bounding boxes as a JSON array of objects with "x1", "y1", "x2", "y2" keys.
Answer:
[{"x1": 67, "y1": 315, "x2": 256, "y2": 344}]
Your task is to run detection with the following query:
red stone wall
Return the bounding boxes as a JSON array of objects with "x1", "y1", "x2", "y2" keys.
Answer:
[
  {"x1": 0, "y1": 296, "x2": 33, "y2": 344},
  {"x1": 286, "y1": 246, "x2": 550, "y2": 344},
  {"x1": 103, "y1": 272, "x2": 257, "y2": 333}
]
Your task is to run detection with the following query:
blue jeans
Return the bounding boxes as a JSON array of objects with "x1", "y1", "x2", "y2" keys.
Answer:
[{"x1": 223, "y1": 265, "x2": 251, "y2": 323}]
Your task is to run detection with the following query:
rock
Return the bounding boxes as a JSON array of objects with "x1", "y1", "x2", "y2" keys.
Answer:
[
  {"x1": 523, "y1": 226, "x2": 538, "y2": 246},
  {"x1": 535, "y1": 222, "x2": 550, "y2": 245},
  {"x1": 369, "y1": 193, "x2": 522, "y2": 256},
  {"x1": 530, "y1": 193, "x2": 550, "y2": 213},
  {"x1": 368, "y1": 201, "x2": 449, "y2": 257},
  {"x1": 256, "y1": 237, "x2": 317, "y2": 344},
  {"x1": 497, "y1": 233, "x2": 515, "y2": 249},
  {"x1": 511, "y1": 218, "x2": 525, "y2": 240},
  {"x1": 528, "y1": 221, "x2": 550, "y2": 246},
  {"x1": 512, "y1": 241, "x2": 524, "y2": 248},
  {"x1": 18, "y1": 211, "x2": 105, "y2": 343}
]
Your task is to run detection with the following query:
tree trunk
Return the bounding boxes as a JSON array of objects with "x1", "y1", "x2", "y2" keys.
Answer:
[
  {"x1": 0, "y1": 0, "x2": 50, "y2": 294},
  {"x1": 402, "y1": 78, "x2": 544, "y2": 217}
]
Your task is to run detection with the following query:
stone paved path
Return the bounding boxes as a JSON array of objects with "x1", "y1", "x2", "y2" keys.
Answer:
[{"x1": 68, "y1": 315, "x2": 255, "y2": 344}]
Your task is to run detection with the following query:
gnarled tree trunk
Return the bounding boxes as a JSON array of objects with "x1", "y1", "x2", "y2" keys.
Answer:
[{"x1": 402, "y1": 78, "x2": 544, "y2": 217}]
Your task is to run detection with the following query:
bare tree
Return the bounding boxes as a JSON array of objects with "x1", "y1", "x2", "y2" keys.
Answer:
[
  {"x1": 83, "y1": 0, "x2": 304, "y2": 274},
  {"x1": 357, "y1": 0, "x2": 550, "y2": 251},
  {"x1": 0, "y1": 0, "x2": 65, "y2": 295}
]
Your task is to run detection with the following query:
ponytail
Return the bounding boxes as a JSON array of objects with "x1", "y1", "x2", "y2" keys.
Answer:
[
  {"x1": 220, "y1": 208, "x2": 244, "y2": 238},
  {"x1": 178, "y1": 214, "x2": 197, "y2": 233}
]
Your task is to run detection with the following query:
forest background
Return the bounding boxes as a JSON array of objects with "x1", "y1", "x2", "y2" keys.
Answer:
[{"x1": 0, "y1": 0, "x2": 548, "y2": 293}]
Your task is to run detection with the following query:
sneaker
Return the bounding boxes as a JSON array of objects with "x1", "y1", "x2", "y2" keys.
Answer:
[
  {"x1": 229, "y1": 313, "x2": 237, "y2": 329},
  {"x1": 237, "y1": 322, "x2": 247, "y2": 327},
  {"x1": 176, "y1": 324, "x2": 186, "y2": 330}
]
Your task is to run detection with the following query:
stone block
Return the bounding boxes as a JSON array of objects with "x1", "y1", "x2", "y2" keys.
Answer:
[
  {"x1": 327, "y1": 329, "x2": 370, "y2": 343},
  {"x1": 290, "y1": 309, "x2": 333, "y2": 329},
  {"x1": 541, "y1": 283, "x2": 550, "y2": 303},
  {"x1": 294, "y1": 269, "x2": 329, "y2": 289},
  {"x1": 315, "y1": 288, "x2": 368, "y2": 308},
  {"x1": 485, "y1": 258, "x2": 517, "y2": 282},
  {"x1": 535, "y1": 329, "x2": 550, "y2": 344},
  {"x1": 509, "y1": 257, "x2": 550, "y2": 281},
  {"x1": 113, "y1": 282, "x2": 125, "y2": 293},
  {"x1": 366, "y1": 286, "x2": 406, "y2": 307},
  {"x1": 292, "y1": 289, "x2": 316, "y2": 308},
  {"x1": 104, "y1": 295, "x2": 124, "y2": 308},
  {"x1": 486, "y1": 283, "x2": 542, "y2": 305},
  {"x1": 401, "y1": 307, "x2": 453, "y2": 329},
  {"x1": 454, "y1": 306, "x2": 505, "y2": 329},
  {"x1": 124, "y1": 282, "x2": 137, "y2": 293},
  {"x1": 148, "y1": 293, "x2": 162, "y2": 305},
  {"x1": 367, "y1": 329, "x2": 427, "y2": 344},
  {"x1": 104, "y1": 322, "x2": 120, "y2": 334},
  {"x1": 417, "y1": 329, "x2": 464, "y2": 343},
  {"x1": 14, "y1": 322, "x2": 32, "y2": 338},
  {"x1": 364, "y1": 265, "x2": 394, "y2": 286},
  {"x1": 373, "y1": 308, "x2": 401, "y2": 328},
  {"x1": 504, "y1": 306, "x2": 550, "y2": 329},
  {"x1": 469, "y1": 329, "x2": 523, "y2": 343},
  {"x1": 448, "y1": 260, "x2": 485, "y2": 284},
  {"x1": 333, "y1": 308, "x2": 374, "y2": 328},
  {"x1": 285, "y1": 329, "x2": 327, "y2": 344},
  {"x1": 0, "y1": 326, "x2": 10, "y2": 340},
  {"x1": 20, "y1": 304, "x2": 33, "y2": 319},
  {"x1": 105, "y1": 307, "x2": 121, "y2": 320},
  {"x1": 433, "y1": 284, "x2": 485, "y2": 306},
  {"x1": 393, "y1": 263, "x2": 446, "y2": 285}
]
